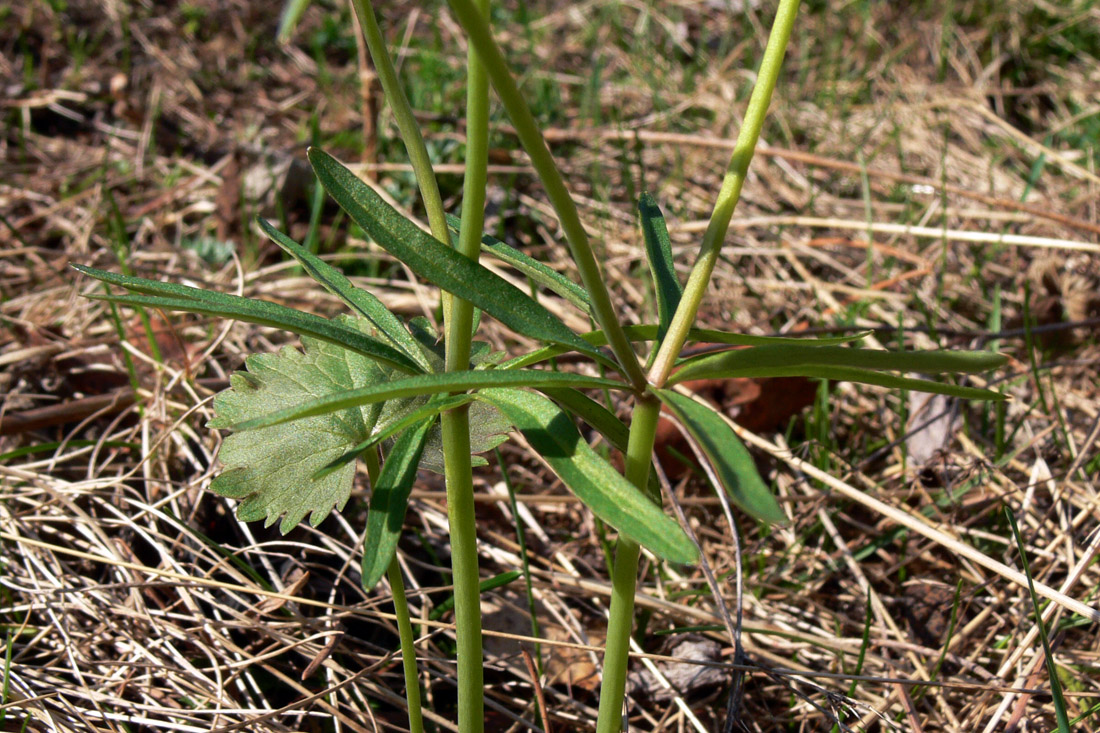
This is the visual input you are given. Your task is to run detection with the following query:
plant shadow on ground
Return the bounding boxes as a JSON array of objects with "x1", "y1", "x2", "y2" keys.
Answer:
[{"x1": 3, "y1": 0, "x2": 1100, "y2": 730}]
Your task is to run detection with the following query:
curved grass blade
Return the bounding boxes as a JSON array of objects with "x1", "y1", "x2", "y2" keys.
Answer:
[
  {"x1": 309, "y1": 148, "x2": 600, "y2": 360},
  {"x1": 446, "y1": 213, "x2": 592, "y2": 312},
  {"x1": 429, "y1": 571, "x2": 523, "y2": 621},
  {"x1": 258, "y1": 219, "x2": 431, "y2": 371},
  {"x1": 639, "y1": 193, "x2": 681, "y2": 342},
  {"x1": 671, "y1": 344, "x2": 1007, "y2": 384},
  {"x1": 74, "y1": 265, "x2": 424, "y2": 373},
  {"x1": 233, "y1": 369, "x2": 628, "y2": 431},
  {"x1": 478, "y1": 388, "x2": 697, "y2": 564},
  {"x1": 314, "y1": 394, "x2": 476, "y2": 480},
  {"x1": 361, "y1": 418, "x2": 433, "y2": 589},
  {"x1": 653, "y1": 388, "x2": 785, "y2": 524}
]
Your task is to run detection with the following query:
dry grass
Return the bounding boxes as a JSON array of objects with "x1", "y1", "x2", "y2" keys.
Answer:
[{"x1": 3, "y1": 0, "x2": 1100, "y2": 731}]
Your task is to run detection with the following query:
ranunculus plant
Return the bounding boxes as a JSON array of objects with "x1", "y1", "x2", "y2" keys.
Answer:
[{"x1": 76, "y1": 0, "x2": 1007, "y2": 729}]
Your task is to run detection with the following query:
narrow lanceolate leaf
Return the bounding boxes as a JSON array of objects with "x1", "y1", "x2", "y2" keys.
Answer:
[
  {"x1": 233, "y1": 369, "x2": 629, "y2": 432},
  {"x1": 74, "y1": 265, "x2": 423, "y2": 374},
  {"x1": 671, "y1": 344, "x2": 1008, "y2": 384},
  {"x1": 478, "y1": 388, "x2": 698, "y2": 565},
  {"x1": 445, "y1": 213, "x2": 592, "y2": 312},
  {"x1": 361, "y1": 419, "x2": 433, "y2": 589},
  {"x1": 653, "y1": 388, "x2": 786, "y2": 524},
  {"x1": 258, "y1": 219, "x2": 431, "y2": 371},
  {"x1": 499, "y1": 324, "x2": 869, "y2": 370},
  {"x1": 206, "y1": 317, "x2": 391, "y2": 533},
  {"x1": 638, "y1": 193, "x2": 681, "y2": 342},
  {"x1": 540, "y1": 387, "x2": 662, "y2": 501},
  {"x1": 309, "y1": 148, "x2": 599, "y2": 359}
]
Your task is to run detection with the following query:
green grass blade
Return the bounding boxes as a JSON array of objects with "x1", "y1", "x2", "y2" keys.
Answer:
[
  {"x1": 258, "y1": 219, "x2": 431, "y2": 370},
  {"x1": 276, "y1": 0, "x2": 311, "y2": 42},
  {"x1": 478, "y1": 388, "x2": 698, "y2": 564},
  {"x1": 309, "y1": 148, "x2": 600, "y2": 360},
  {"x1": 361, "y1": 419, "x2": 433, "y2": 589},
  {"x1": 313, "y1": 394, "x2": 476, "y2": 480},
  {"x1": 445, "y1": 213, "x2": 593, "y2": 312},
  {"x1": 79, "y1": 288, "x2": 423, "y2": 375},
  {"x1": 229, "y1": 369, "x2": 628, "y2": 431},
  {"x1": 429, "y1": 571, "x2": 523, "y2": 621},
  {"x1": 1005, "y1": 507, "x2": 1072, "y2": 733},
  {"x1": 638, "y1": 193, "x2": 681, "y2": 342},
  {"x1": 653, "y1": 388, "x2": 785, "y2": 524},
  {"x1": 671, "y1": 344, "x2": 1008, "y2": 384}
]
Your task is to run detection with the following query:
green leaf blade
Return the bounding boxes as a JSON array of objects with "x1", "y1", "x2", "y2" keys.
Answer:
[
  {"x1": 231, "y1": 369, "x2": 628, "y2": 432},
  {"x1": 75, "y1": 266, "x2": 424, "y2": 374},
  {"x1": 653, "y1": 388, "x2": 785, "y2": 525},
  {"x1": 208, "y1": 318, "x2": 391, "y2": 533},
  {"x1": 671, "y1": 344, "x2": 1008, "y2": 384},
  {"x1": 308, "y1": 148, "x2": 599, "y2": 360},
  {"x1": 638, "y1": 193, "x2": 681, "y2": 341},
  {"x1": 258, "y1": 219, "x2": 431, "y2": 371},
  {"x1": 361, "y1": 419, "x2": 433, "y2": 589},
  {"x1": 445, "y1": 213, "x2": 592, "y2": 312},
  {"x1": 478, "y1": 388, "x2": 698, "y2": 565}
]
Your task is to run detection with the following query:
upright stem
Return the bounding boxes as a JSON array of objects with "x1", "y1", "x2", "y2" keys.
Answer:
[
  {"x1": 439, "y1": 409, "x2": 483, "y2": 729},
  {"x1": 444, "y1": 0, "x2": 646, "y2": 390},
  {"x1": 439, "y1": 0, "x2": 491, "y2": 728},
  {"x1": 347, "y1": 0, "x2": 453, "y2": 315},
  {"x1": 648, "y1": 0, "x2": 802, "y2": 388},
  {"x1": 364, "y1": 449, "x2": 425, "y2": 733},
  {"x1": 596, "y1": 395, "x2": 661, "y2": 733}
]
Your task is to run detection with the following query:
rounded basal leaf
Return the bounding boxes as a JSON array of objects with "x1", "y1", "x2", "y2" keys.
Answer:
[{"x1": 209, "y1": 316, "x2": 388, "y2": 533}]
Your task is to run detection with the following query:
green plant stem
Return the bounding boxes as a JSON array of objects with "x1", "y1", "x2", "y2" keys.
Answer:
[
  {"x1": 596, "y1": 395, "x2": 660, "y2": 733},
  {"x1": 386, "y1": 561, "x2": 425, "y2": 733},
  {"x1": 439, "y1": 408, "x2": 484, "y2": 730},
  {"x1": 438, "y1": 0, "x2": 491, "y2": 728},
  {"x1": 648, "y1": 0, "x2": 801, "y2": 387},
  {"x1": 364, "y1": 448, "x2": 424, "y2": 733},
  {"x1": 347, "y1": 0, "x2": 450, "y2": 254},
  {"x1": 443, "y1": 0, "x2": 646, "y2": 390},
  {"x1": 445, "y1": 0, "x2": 491, "y2": 372}
]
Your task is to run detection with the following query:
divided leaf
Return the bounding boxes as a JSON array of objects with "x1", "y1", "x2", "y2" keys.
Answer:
[
  {"x1": 478, "y1": 388, "x2": 698, "y2": 564},
  {"x1": 74, "y1": 264, "x2": 423, "y2": 374},
  {"x1": 258, "y1": 219, "x2": 431, "y2": 371},
  {"x1": 671, "y1": 344, "x2": 1008, "y2": 384},
  {"x1": 653, "y1": 388, "x2": 786, "y2": 525}
]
